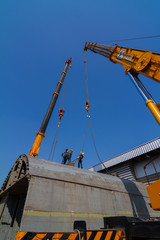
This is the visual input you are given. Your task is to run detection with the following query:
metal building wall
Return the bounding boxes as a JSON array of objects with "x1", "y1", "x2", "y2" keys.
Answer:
[
  {"x1": 89, "y1": 138, "x2": 160, "y2": 172},
  {"x1": 89, "y1": 138, "x2": 160, "y2": 185},
  {"x1": 134, "y1": 155, "x2": 160, "y2": 184},
  {"x1": 101, "y1": 162, "x2": 136, "y2": 181}
]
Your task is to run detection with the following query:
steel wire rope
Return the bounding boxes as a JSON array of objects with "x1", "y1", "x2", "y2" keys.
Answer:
[
  {"x1": 51, "y1": 121, "x2": 61, "y2": 161},
  {"x1": 69, "y1": 116, "x2": 88, "y2": 167},
  {"x1": 99, "y1": 35, "x2": 160, "y2": 43},
  {"x1": 48, "y1": 70, "x2": 70, "y2": 161},
  {"x1": 83, "y1": 51, "x2": 108, "y2": 173},
  {"x1": 80, "y1": 51, "x2": 89, "y2": 154},
  {"x1": 98, "y1": 35, "x2": 160, "y2": 52},
  {"x1": 84, "y1": 51, "x2": 89, "y2": 101},
  {"x1": 88, "y1": 112, "x2": 108, "y2": 170},
  {"x1": 48, "y1": 120, "x2": 61, "y2": 161},
  {"x1": 81, "y1": 116, "x2": 88, "y2": 152},
  {"x1": 68, "y1": 56, "x2": 89, "y2": 167}
]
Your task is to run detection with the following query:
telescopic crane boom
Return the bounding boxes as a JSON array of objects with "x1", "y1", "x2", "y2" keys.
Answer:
[
  {"x1": 29, "y1": 58, "x2": 72, "y2": 157},
  {"x1": 84, "y1": 42, "x2": 160, "y2": 126},
  {"x1": 84, "y1": 42, "x2": 160, "y2": 211}
]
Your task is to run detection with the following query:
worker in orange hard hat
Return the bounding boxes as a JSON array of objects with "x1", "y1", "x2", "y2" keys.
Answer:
[{"x1": 77, "y1": 152, "x2": 84, "y2": 169}]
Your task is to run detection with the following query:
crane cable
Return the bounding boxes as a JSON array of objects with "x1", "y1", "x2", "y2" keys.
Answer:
[
  {"x1": 81, "y1": 51, "x2": 89, "y2": 152},
  {"x1": 99, "y1": 34, "x2": 160, "y2": 43},
  {"x1": 83, "y1": 51, "x2": 108, "y2": 172},
  {"x1": 48, "y1": 119, "x2": 61, "y2": 161},
  {"x1": 81, "y1": 116, "x2": 88, "y2": 152},
  {"x1": 48, "y1": 69, "x2": 70, "y2": 161}
]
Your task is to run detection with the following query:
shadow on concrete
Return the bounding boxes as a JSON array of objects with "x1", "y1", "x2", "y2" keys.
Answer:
[{"x1": 120, "y1": 178, "x2": 150, "y2": 218}]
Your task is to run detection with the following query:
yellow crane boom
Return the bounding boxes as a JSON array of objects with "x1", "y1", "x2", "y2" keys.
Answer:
[
  {"x1": 84, "y1": 42, "x2": 160, "y2": 126},
  {"x1": 84, "y1": 42, "x2": 160, "y2": 83},
  {"x1": 29, "y1": 58, "x2": 72, "y2": 157}
]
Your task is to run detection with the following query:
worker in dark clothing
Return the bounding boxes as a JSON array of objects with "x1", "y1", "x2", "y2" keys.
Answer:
[
  {"x1": 61, "y1": 149, "x2": 73, "y2": 164},
  {"x1": 77, "y1": 152, "x2": 84, "y2": 168},
  {"x1": 67, "y1": 149, "x2": 73, "y2": 163},
  {"x1": 61, "y1": 149, "x2": 69, "y2": 164}
]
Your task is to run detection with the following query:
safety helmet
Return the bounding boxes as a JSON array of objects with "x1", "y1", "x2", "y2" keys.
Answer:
[{"x1": 81, "y1": 152, "x2": 84, "y2": 156}]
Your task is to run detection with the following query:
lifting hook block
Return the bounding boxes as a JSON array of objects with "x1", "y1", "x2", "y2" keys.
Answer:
[
  {"x1": 59, "y1": 108, "x2": 65, "y2": 120},
  {"x1": 85, "y1": 100, "x2": 90, "y2": 111}
]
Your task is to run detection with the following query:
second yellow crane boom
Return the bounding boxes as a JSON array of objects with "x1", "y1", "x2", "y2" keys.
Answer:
[
  {"x1": 84, "y1": 42, "x2": 160, "y2": 126},
  {"x1": 84, "y1": 42, "x2": 160, "y2": 82}
]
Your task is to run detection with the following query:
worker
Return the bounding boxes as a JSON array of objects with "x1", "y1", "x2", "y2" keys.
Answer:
[
  {"x1": 67, "y1": 149, "x2": 73, "y2": 162},
  {"x1": 61, "y1": 149, "x2": 73, "y2": 164},
  {"x1": 77, "y1": 152, "x2": 84, "y2": 168}
]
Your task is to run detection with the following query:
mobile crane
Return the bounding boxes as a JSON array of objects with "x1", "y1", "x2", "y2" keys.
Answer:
[{"x1": 84, "y1": 41, "x2": 160, "y2": 211}]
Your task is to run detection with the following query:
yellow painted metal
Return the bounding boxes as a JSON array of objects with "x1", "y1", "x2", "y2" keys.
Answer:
[
  {"x1": 85, "y1": 100, "x2": 90, "y2": 111},
  {"x1": 23, "y1": 209, "x2": 156, "y2": 217},
  {"x1": 58, "y1": 81, "x2": 63, "y2": 85},
  {"x1": 145, "y1": 100, "x2": 160, "y2": 125},
  {"x1": 29, "y1": 132, "x2": 45, "y2": 156},
  {"x1": 109, "y1": 45, "x2": 160, "y2": 83},
  {"x1": 32, "y1": 233, "x2": 47, "y2": 239},
  {"x1": 147, "y1": 179, "x2": 160, "y2": 210},
  {"x1": 15, "y1": 232, "x2": 27, "y2": 240},
  {"x1": 15, "y1": 230, "x2": 126, "y2": 240}
]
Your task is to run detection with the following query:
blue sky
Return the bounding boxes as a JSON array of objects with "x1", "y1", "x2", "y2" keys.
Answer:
[{"x1": 1, "y1": 0, "x2": 160, "y2": 185}]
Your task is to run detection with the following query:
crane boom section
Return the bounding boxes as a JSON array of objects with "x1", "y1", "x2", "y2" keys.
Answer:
[
  {"x1": 29, "y1": 58, "x2": 72, "y2": 157},
  {"x1": 84, "y1": 42, "x2": 160, "y2": 83}
]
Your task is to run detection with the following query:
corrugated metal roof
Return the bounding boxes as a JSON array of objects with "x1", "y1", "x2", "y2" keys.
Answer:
[{"x1": 88, "y1": 138, "x2": 160, "y2": 172}]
